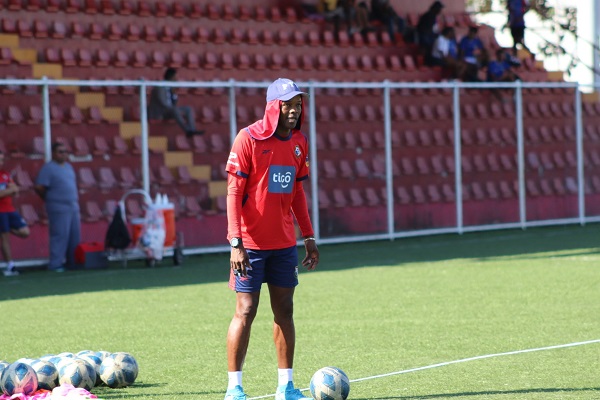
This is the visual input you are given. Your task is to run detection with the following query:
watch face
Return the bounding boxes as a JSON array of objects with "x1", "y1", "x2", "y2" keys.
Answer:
[{"x1": 231, "y1": 238, "x2": 240, "y2": 248}]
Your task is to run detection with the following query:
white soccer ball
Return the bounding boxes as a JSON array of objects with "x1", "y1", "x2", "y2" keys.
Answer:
[
  {"x1": 29, "y1": 359, "x2": 59, "y2": 391},
  {"x1": 58, "y1": 358, "x2": 96, "y2": 391},
  {"x1": 77, "y1": 354, "x2": 103, "y2": 386},
  {"x1": 0, "y1": 362, "x2": 39, "y2": 396},
  {"x1": 310, "y1": 367, "x2": 350, "y2": 400},
  {"x1": 95, "y1": 351, "x2": 111, "y2": 362},
  {"x1": 99, "y1": 352, "x2": 139, "y2": 388},
  {"x1": 0, "y1": 361, "x2": 9, "y2": 377}
]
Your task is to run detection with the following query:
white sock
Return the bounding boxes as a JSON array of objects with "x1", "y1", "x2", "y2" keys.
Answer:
[
  {"x1": 227, "y1": 371, "x2": 242, "y2": 390},
  {"x1": 7, "y1": 261, "x2": 14, "y2": 269},
  {"x1": 278, "y1": 368, "x2": 293, "y2": 386}
]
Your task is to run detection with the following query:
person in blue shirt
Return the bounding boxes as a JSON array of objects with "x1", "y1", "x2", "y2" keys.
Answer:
[
  {"x1": 34, "y1": 142, "x2": 81, "y2": 272},
  {"x1": 507, "y1": 0, "x2": 531, "y2": 56},
  {"x1": 458, "y1": 26, "x2": 487, "y2": 81},
  {"x1": 487, "y1": 48, "x2": 520, "y2": 101}
]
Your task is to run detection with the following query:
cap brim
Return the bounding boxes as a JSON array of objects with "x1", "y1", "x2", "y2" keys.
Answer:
[{"x1": 277, "y1": 91, "x2": 308, "y2": 101}]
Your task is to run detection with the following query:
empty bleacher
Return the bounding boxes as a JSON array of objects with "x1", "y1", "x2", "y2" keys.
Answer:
[{"x1": 0, "y1": 0, "x2": 597, "y2": 257}]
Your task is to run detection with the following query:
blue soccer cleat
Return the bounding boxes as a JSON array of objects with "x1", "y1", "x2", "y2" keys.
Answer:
[
  {"x1": 224, "y1": 385, "x2": 247, "y2": 400},
  {"x1": 275, "y1": 382, "x2": 312, "y2": 400}
]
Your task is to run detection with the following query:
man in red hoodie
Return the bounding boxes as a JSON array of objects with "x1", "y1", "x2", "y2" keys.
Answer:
[{"x1": 224, "y1": 78, "x2": 319, "y2": 400}]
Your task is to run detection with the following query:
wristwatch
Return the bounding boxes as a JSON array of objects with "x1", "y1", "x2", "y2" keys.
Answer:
[{"x1": 230, "y1": 237, "x2": 242, "y2": 248}]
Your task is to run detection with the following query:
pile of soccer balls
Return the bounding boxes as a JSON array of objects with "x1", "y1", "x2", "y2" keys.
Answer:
[{"x1": 0, "y1": 350, "x2": 138, "y2": 396}]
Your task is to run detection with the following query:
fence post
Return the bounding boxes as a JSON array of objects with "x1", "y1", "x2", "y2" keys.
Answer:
[
  {"x1": 42, "y1": 76, "x2": 52, "y2": 160},
  {"x1": 308, "y1": 82, "x2": 320, "y2": 241},
  {"x1": 575, "y1": 85, "x2": 585, "y2": 225},
  {"x1": 515, "y1": 80, "x2": 526, "y2": 229},
  {"x1": 139, "y1": 81, "x2": 150, "y2": 193},
  {"x1": 383, "y1": 81, "x2": 394, "y2": 239},
  {"x1": 452, "y1": 82, "x2": 463, "y2": 234}
]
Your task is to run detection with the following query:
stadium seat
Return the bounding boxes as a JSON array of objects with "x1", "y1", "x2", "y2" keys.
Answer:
[
  {"x1": 331, "y1": 189, "x2": 348, "y2": 208},
  {"x1": 364, "y1": 187, "x2": 381, "y2": 206},
  {"x1": 442, "y1": 184, "x2": 455, "y2": 202},
  {"x1": 78, "y1": 167, "x2": 98, "y2": 189},
  {"x1": 7, "y1": 106, "x2": 24, "y2": 125},
  {"x1": 416, "y1": 157, "x2": 430, "y2": 175},
  {"x1": 112, "y1": 136, "x2": 129, "y2": 155},
  {"x1": 344, "y1": 188, "x2": 363, "y2": 207},
  {"x1": 184, "y1": 196, "x2": 202, "y2": 216},
  {"x1": 32, "y1": 20, "x2": 48, "y2": 38},
  {"x1": 119, "y1": 166, "x2": 136, "y2": 188},
  {"x1": 400, "y1": 158, "x2": 415, "y2": 175},
  {"x1": 73, "y1": 137, "x2": 90, "y2": 156},
  {"x1": 84, "y1": 201, "x2": 104, "y2": 222},
  {"x1": 112, "y1": 49, "x2": 130, "y2": 68},
  {"x1": 97, "y1": 166, "x2": 118, "y2": 190},
  {"x1": 26, "y1": 105, "x2": 43, "y2": 124},
  {"x1": 143, "y1": 25, "x2": 158, "y2": 41}
]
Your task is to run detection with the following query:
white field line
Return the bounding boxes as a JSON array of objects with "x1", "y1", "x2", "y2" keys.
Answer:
[{"x1": 247, "y1": 339, "x2": 600, "y2": 400}]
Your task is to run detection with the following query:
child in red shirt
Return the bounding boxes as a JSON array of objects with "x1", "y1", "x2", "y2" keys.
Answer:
[{"x1": 0, "y1": 152, "x2": 30, "y2": 276}]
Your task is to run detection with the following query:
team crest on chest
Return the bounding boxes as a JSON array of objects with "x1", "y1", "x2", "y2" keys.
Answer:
[{"x1": 294, "y1": 145, "x2": 301, "y2": 158}]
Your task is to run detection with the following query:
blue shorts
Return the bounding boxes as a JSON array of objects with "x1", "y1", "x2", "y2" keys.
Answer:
[
  {"x1": 229, "y1": 246, "x2": 299, "y2": 293},
  {"x1": 0, "y1": 211, "x2": 27, "y2": 233}
]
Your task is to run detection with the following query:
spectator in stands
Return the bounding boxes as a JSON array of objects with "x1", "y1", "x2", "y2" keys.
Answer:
[
  {"x1": 487, "y1": 48, "x2": 521, "y2": 101},
  {"x1": 224, "y1": 78, "x2": 319, "y2": 400},
  {"x1": 0, "y1": 152, "x2": 30, "y2": 277},
  {"x1": 429, "y1": 26, "x2": 465, "y2": 80},
  {"x1": 417, "y1": 0, "x2": 444, "y2": 60},
  {"x1": 148, "y1": 68, "x2": 204, "y2": 138},
  {"x1": 34, "y1": 142, "x2": 80, "y2": 273},
  {"x1": 370, "y1": 0, "x2": 405, "y2": 43},
  {"x1": 319, "y1": 0, "x2": 360, "y2": 36},
  {"x1": 458, "y1": 26, "x2": 487, "y2": 82},
  {"x1": 507, "y1": 0, "x2": 531, "y2": 57}
]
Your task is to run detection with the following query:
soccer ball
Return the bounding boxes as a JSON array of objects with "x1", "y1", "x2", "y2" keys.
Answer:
[
  {"x1": 99, "y1": 352, "x2": 139, "y2": 388},
  {"x1": 30, "y1": 359, "x2": 59, "y2": 391},
  {"x1": 58, "y1": 358, "x2": 96, "y2": 391},
  {"x1": 0, "y1": 361, "x2": 9, "y2": 377},
  {"x1": 77, "y1": 354, "x2": 103, "y2": 386},
  {"x1": 0, "y1": 362, "x2": 39, "y2": 396},
  {"x1": 95, "y1": 351, "x2": 111, "y2": 362},
  {"x1": 310, "y1": 367, "x2": 350, "y2": 400}
]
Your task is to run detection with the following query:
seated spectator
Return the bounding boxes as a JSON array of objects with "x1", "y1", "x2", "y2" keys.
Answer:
[
  {"x1": 487, "y1": 48, "x2": 521, "y2": 101},
  {"x1": 458, "y1": 26, "x2": 488, "y2": 82},
  {"x1": 417, "y1": 0, "x2": 444, "y2": 59},
  {"x1": 370, "y1": 0, "x2": 405, "y2": 43},
  {"x1": 356, "y1": 1, "x2": 375, "y2": 35},
  {"x1": 148, "y1": 68, "x2": 204, "y2": 137},
  {"x1": 429, "y1": 26, "x2": 465, "y2": 80},
  {"x1": 318, "y1": 0, "x2": 368, "y2": 36}
]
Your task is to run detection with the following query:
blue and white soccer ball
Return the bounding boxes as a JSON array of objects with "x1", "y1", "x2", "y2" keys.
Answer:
[
  {"x1": 30, "y1": 359, "x2": 59, "y2": 391},
  {"x1": 95, "y1": 351, "x2": 111, "y2": 363},
  {"x1": 0, "y1": 362, "x2": 39, "y2": 396},
  {"x1": 0, "y1": 361, "x2": 9, "y2": 377},
  {"x1": 77, "y1": 354, "x2": 103, "y2": 386},
  {"x1": 99, "y1": 352, "x2": 139, "y2": 388},
  {"x1": 310, "y1": 367, "x2": 350, "y2": 400},
  {"x1": 58, "y1": 358, "x2": 96, "y2": 391}
]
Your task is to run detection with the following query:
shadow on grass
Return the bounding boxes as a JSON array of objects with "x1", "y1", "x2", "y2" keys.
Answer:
[
  {"x1": 354, "y1": 386, "x2": 600, "y2": 399},
  {"x1": 2, "y1": 224, "x2": 600, "y2": 301}
]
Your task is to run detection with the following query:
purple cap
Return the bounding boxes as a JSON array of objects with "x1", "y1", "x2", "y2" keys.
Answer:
[{"x1": 266, "y1": 78, "x2": 307, "y2": 102}]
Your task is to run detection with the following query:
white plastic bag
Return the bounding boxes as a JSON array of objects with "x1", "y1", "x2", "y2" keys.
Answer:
[{"x1": 139, "y1": 202, "x2": 166, "y2": 260}]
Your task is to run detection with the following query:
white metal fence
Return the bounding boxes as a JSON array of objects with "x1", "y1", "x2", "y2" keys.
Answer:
[{"x1": 2, "y1": 77, "x2": 599, "y2": 261}]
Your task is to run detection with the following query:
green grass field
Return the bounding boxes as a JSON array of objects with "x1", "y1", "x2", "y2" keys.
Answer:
[{"x1": 1, "y1": 225, "x2": 599, "y2": 399}]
